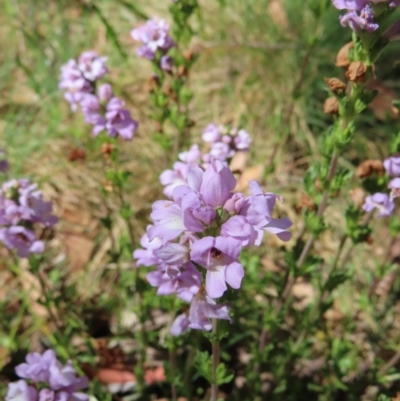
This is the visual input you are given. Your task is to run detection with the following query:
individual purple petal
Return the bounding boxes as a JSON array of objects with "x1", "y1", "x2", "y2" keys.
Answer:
[
  {"x1": 389, "y1": 177, "x2": 400, "y2": 199},
  {"x1": 332, "y1": 0, "x2": 367, "y2": 10},
  {"x1": 155, "y1": 242, "x2": 189, "y2": 265},
  {"x1": 200, "y1": 159, "x2": 236, "y2": 208},
  {"x1": 170, "y1": 314, "x2": 190, "y2": 336},
  {"x1": 160, "y1": 55, "x2": 173, "y2": 72},
  {"x1": 263, "y1": 218, "x2": 293, "y2": 242},
  {"x1": 97, "y1": 83, "x2": 113, "y2": 102},
  {"x1": 202, "y1": 124, "x2": 221, "y2": 143},
  {"x1": 339, "y1": 6, "x2": 379, "y2": 32}
]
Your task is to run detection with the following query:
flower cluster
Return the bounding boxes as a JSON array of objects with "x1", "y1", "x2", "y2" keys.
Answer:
[
  {"x1": 201, "y1": 124, "x2": 251, "y2": 166},
  {"x1": 0, "y1": 179, "x2": 57, "y2": 257},
  {"x1": 332, "y1": 0, "x2": 400, "y2": 32},
  {"x1": 362, "y1": 155, "x2": 400, "y2": 216},
  {"x1": 159, "y1": 124, "x2": 252, "y2": 198},
  {"x1": 6, "y1": 350, "x2": 89, "y2": 401},
  {"x1": 59, "y1": 51, "x2": 138, "y2": 140},
  {"x1": 134, "y1": 158, "x2": 292, "y2": 334},
  {"x1": 130, "y1": 18, "x2": 175, "y2": 71}
]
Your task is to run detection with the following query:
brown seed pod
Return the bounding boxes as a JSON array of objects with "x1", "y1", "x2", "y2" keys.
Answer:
[
  {"x1": 324, "y1": 97, "x2": 339, "y2": 115},
  {"x1": 346, "y1": 61, "x2": 367, "y2": 83},
  {"x1": 324, "y1": 77, "x2": 347, "y2": 94}
]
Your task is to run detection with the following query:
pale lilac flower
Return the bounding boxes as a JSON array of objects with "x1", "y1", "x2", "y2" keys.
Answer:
[
  {"x1": 133, "y1": 233, "x2": 163, "y2": 267},
  {"x1": 160, "y1": 55, "x2": 173, "y2": 72},
  {"x1": 339, "y1": 5, "x2": 379, "y2": 32},
  {"x1": 202, "y1": 124, "x2": 221, "y2": 143},
  {"x1": 77, "y1": 51, "x2": 107, "y2": 81},
  {"x1": 104, "y1": 97, "x2": 139, "y2": 140},
  {"x1": 362, "y1": 192, "x2": 395, "y2": 217},
  {"x1": 191, "y1": 236, "x2": 244, "y2": 298},
  {"x1": 130, "y1": 18, "x2": 174, "y2": 60},
  {"x1": 384, "y1": 155, "x2": 400, "y2": 177},
  {"x1": 12, "y1": 351, "x2": 89, "y2": 401},
  {"x1": 155, "y1": 242, "x2": 190, "y2": 265},
  {"x1": 0, "y1": 226, "x2": 44, "y2": 257},
  {"x1": 97, "y1": 83, "x2": 113, "y2": 103},
  {"x1": 189, "y1": 288, "x2": 232, "y2": 331},
  {"x1": 147, "y1": 201, "x2": 186, "y2": 244},
  {"x1": 170, "y1": 313, "x2": 190, "y2": 336},
  {"x1": 234, "y1": 129, "x2": 252, "y2": 150},
  {"x1": 389, "y1": 177, "x2": 400, "y2": 199},
  {"x1": 209, "y1": 142, "x2": 235, "y2": 160},
  {"x1": 6, "y1": 380, "x2": 38, "y2": 401},
  {"x1": 147, "y1": 262, "x2": 201, "y2": 302},
  {"x1": 332, "y1": 0, "x2": 367, "y2": 10}
]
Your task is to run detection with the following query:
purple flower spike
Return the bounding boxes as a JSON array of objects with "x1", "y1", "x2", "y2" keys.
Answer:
[
  {"x1": 189, "y1": 287, "x2": 232, "y2": 331},
  {"x1": 362, "y1": 193, "x2": 395, "y2": 217},
  {"x1": 191, "y1": 236, "x2": 244, "y2": 298},
  {"x1": 6, "y1": 380, "x2": 38, "y2": 401},
  {"x1": 384, "y1": 155, "x2": 400, "y2": 177}
]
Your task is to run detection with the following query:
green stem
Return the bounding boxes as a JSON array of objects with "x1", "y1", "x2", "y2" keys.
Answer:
[{"x1": 210, "y1": 319, "x2": 220, "y2": 401}]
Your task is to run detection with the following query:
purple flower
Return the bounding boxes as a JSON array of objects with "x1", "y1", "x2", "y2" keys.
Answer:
[
  {"x1": 98, "y1": 83, "x2": 113, "y2": 102},
  {"x1": 339, "y1": 5, "x2": 379, "y2": 32},
  {"x1": 191, "y1": 236, "x2": 244, "y2": 298},
  {"x1": 200, "y1": 159, "x2": 236, "y2": 208},
  {"x1": 202, "y1": 124, "x2": 221, "y2": 143},
  {"x1": 389, "y1": 177, "x2": 400, "y2": 199},
  {"x1": 15, "y1": 350, "x2": 56, "y2": 382},
  {"x1": 384, "y1": 155, "x2": 400, "y2": 177},
  {"x1": 77, "y1": 51, "x2": 107, "y2": 82},
  {"x1": 332, "y1": 0, "x2": 367, "y2": 10},
  {"x1": 12, "y1": 351, "x2": 89, "y2": 401},
  {"x1": 147, "y1": 262, "x2": 201, "y2": 302},
  {"x1": 233, "y1": 129, "x2": 252, "y2": 150},
  {"x1": 160, "y1": 55, "x2": 173, "y2": 72},
  {"x1": 362, "y1": 192, "x2": 395, "y2": 217},
  {"x1": 105, "y1": 98, "x2": 139, "y2": 140},
  {"x1": 189, "y1": 288, "x2": 232, "y2": 331},
  {"x1": 133, "y1": 233, "x2": 163, "y2": 267},
  {"x1": 130, "y1": 18, "x2": 174, "y2": 60},
  {"x1": 0, "y1": 226, "x2": 44, "y2": 257},
  {"x1": 59, "y1": 60, "x2": 92, "y2": 112},
  {"x1": 6, "y1": 380, "x2": 38, "y2": 401},
  {"x1": 170, "y1": 313, "x2": 190, "y2": 336}
]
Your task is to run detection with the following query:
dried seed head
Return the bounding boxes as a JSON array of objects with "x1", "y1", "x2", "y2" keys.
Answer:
[
  {"x1": 349, "y1": 187, "x2": 366, "y2": 209},
  {"x1": 324, "y1": 77, "x2": 347, "y2": 94},
  {"x1": 178, "y1": 65, "x2": 188, "y2": 78},
  {"x1": 346, "y1": 61, "x2": 367, "y2": 83},
  {"x1": 183, "y1": 50, "x2": 194, "y2": 61},
  {"x1": 355, "y1": 159, "x2": 385, "y2": 178},
  {"x1": 101, "y1": 143, "x2": 114, "y2": 157},
  {"x1": 146, "y1": 75, "x2": 161, "y2": 93},
  {"x1": 323, "y1": 97, "x2": 339, "y2": 115},
  {"x1": 336, "y1": 42, "x2": 353, "y2": 68}
]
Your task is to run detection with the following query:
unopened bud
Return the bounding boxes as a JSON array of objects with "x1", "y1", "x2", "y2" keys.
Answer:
[
  {"x1": 324, "y1": 78, "x2": 346, "y2": 94},
  {"x1": 323, "y1": 97, "x2": 339, "y2": 115},
  {"x1": 346, "y1": 61, "x2": 367, "y2": 83}
]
